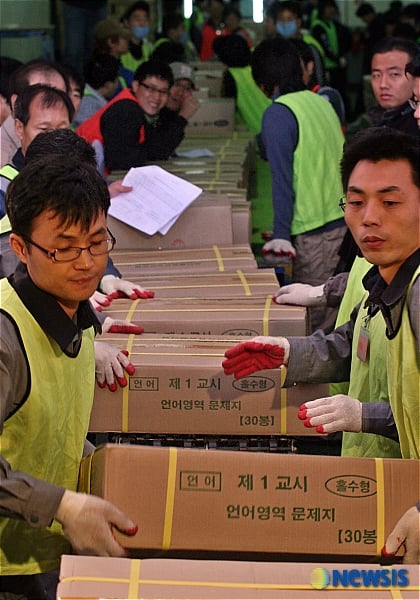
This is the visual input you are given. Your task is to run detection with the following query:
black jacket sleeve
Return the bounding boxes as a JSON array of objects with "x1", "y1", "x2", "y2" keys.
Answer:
[{"x1": 145, "y1": 108, "x2": 187, "y2": 161}]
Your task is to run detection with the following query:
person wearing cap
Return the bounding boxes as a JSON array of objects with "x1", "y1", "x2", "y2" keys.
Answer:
[
  {"x1": 166, "y1": 62, "x2": 200, "y2": 122},
  {"x1": 93, "y1": 17, "x2": 134, "y2": 90}
]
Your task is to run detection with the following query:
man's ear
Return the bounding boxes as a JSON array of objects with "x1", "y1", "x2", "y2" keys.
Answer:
[
  {"x1": 9, "y1": 233, "x2": 28, "y2": 264},
  {"x1": 132, "y1": 80, "x2": 139, "y2": 94},
  {"x1": 14, "y1": 118, "x2": 24, "y2": 143}
]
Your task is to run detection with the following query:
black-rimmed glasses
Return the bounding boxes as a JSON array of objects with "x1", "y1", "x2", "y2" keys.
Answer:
[
  {"x1": 23, "y1": 229, "x2": 116, "y2": 263},
  {"x1": 339, "y1": 195, "x2": 346, "y2": 211},
  {"x1": 139, "y1": 82, "x2": 170, "y2": 96}
]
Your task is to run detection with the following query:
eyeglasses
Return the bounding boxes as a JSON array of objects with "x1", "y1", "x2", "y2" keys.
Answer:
[
  {"x1": 408, "y1": 98, "x2": 420, "y2": 110},
  {"x1": 139, "y1": 82, "x2": 170, "y2": 96},
  {"x1": 23, "y1": 229, "x2": 116, "y2": 262},
  {"x1": 339, "y1": 195, "x2": 346, "y2": 211},
  {"x1": 173, "y1": 81, "x2": 194, "y2": 93}
]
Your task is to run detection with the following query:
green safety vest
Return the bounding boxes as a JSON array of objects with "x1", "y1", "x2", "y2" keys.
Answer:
[
  {"x1": 0, "y1": 163, "x2": 19, "y2": 182},
  {"x1": 274, "y1": 90, "x2": 343, "y2": 235},
  {"x1": 311, "y1": 18, "x2": 339, "y2": 69},
  {"x1": 330, "y1": 256, "x2": 372, "y2": 397},
  {"x1": 302, "y1": 32, "x2": 325, "y2": 60},
  {"x1": 0, "y1": 163, "x2": 18, "y2": 236},
  {"x1": 341, "y1": 288, "x2": 402, "y2": 458},
  {"x1": 387, "y1": 267, "x2": 420, "y2": 458},
  {"x1": 120, "y1": 40, "x2": 152, "y2": 73},
  {"x1": 227, "y1": 66, "x2": 271, "y2": 134},
  {"x1": 0, "y1": 278, "x2": 95, "y2": 574}
]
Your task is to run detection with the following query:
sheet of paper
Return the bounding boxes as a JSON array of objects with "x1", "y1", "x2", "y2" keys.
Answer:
[
  {"x1": 108, "y1": 165, "x2": 202, "y2": 235},
  {"x1": 175, "y1": 148, "x2": 215, "y2": 158}
]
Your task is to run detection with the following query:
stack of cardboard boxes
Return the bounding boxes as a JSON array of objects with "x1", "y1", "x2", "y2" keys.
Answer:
[{"x1": 56, "y1": 90, "x2": 419, "y2": 598}]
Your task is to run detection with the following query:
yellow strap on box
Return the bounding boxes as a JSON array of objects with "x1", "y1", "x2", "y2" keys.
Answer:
[
  {"x1": 212, "y1": 245, "x2": 224, "y2": 271},
  {"x1": 375, "y1": 457, "x2": 385, "y2": 556},
  {"x1": 162, "y1": 447, "x2": 178, "y2": 550},
  {"x1": 121, "y1": 300, "x2": 140, "y2": 432},
  {"x1": 263, "y1": 295, "x2": 271, "y2": 335},
  {"x1": 236, "y1": 269, "x2": 251, "y2": 296},
  {"x1": 279, "y1": 365, "x2": 288, "y2": 435}
]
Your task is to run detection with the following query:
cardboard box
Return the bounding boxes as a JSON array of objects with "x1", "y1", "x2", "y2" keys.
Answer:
[
  {"x1": 78, "y1": 445, "x2": 420, "y2": 560},
  {"x1": 90, "y1": 335, "x2": 326, "y2": 435},
  {"x1": 185, "y1": 99, "x2": 235, "y2": 136},
  {"x1": 108, "y1": 196, "x2": 233, "y2": 250},
  {"x1": 113, "y1": 270, "x2": 277, "y2": 299},
  {"x1": 110, "y1": 245, "x2": 258, "y2": 278},
  {"x1": 101, "y1": 296, "x2": 307, "y2": 336},
  {"x1": 57, "y1": 554, "x2": 420, "y2": 599}
]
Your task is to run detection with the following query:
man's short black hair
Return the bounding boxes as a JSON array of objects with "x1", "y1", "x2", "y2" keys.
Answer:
[
  {"x1": 356, "y1": 3, "x2": 375, "y2": 19},
  {"x1": 121, "y1": 0, "x2": 150, "y2": 21},
  {"x1": 133, "y1": 59, "x2": 174, "y2": 87},
  {"x1": 6, "y1": 156, "x2": 110, "y2": 239},
  {"x1": 405, "y1": 52, "x2": 420, "y2": 77},
  {"x1": 372, "y1": 36, "x2": 419, "y2": 62},
  {"x1": 25, "y1": 129, "x2": 96, "y2": 166},
  {"x1": 84, "y1": 54, "x2": 120, "y2": 90},
  {"x1": 251, "y1": 37, "x2": 304, "y2": 98},
  {"x1": 277, "y1": 1, "x2": 303, "y2": 20},
  {"x1": 14, "y1": 84, "x2": 74, "y2": 126},
  {"x1": 341, "y1": 127, "x2": 420, "y2": 191}
]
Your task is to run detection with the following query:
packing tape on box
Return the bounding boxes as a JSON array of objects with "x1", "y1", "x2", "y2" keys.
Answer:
[
  {"x1": 121, "y1": 301, "x2": 140, "y2": 431},
  {"x1": 375, "y1": 457, "x2": 385, "y2": 556}
]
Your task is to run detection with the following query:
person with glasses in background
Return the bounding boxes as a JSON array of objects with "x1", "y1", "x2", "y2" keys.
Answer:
[
  {"x1": 76, "y1": 59, "x2": 188, "y2": 172},
  {"x1": 0, "y1": 155, "x2": 138, "y2": 600}
]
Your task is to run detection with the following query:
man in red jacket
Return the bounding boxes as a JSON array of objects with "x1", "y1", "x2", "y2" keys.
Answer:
[{"x1": 77, "y1": 59, "x2": 188, "y2": 172}]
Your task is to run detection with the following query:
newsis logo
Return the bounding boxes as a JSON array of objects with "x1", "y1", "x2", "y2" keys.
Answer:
[{"x1": 310, "y1": 567, "x2": 409, "y2": 590}]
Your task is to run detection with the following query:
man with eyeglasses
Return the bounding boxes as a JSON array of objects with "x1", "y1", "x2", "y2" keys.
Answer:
[
  {"x1": 0, "y1": 88, "x2": 150, "y2": 392},
  {"x1": 0, "y1": 156, "x2": 138, "y2": 599},
  {"x1": 223, "y1": 127, "x2": 419, "y2": 463},
  {"x1": 77, "y1": 59, "x2": 189, "y2": 172}
]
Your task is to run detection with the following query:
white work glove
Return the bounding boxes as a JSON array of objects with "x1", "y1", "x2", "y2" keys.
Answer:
[
  {"x1": 262, "y1": 238, "x2": 297, "y2": 258},
  {"x1": 223, "y1": 336, "x2": 290, "y2": 379},
  {"x1": 90, "y1": 290, "x2": 112, "y2": 312},
  {"x1": 382, "y1": 503, "x2": 420, "y2": 564},
  {"x1": 273, "y1": 283, "x2": 326, "y2": 307},
  {"x1": 55, "y1": 490, "x2": 138, "y2": 556},
  {"x1": 94, "y1": 341, "x2": 135, "y2": 392},
  {"x1": 100, "y1": 275, "x2": 155, "y2": 300},
  {"x1": 101, "y1": 316, "x2": 144, "y2": 335},
  {"x1": 298, "y1": 395, "x2": 362, "y2": 434}
]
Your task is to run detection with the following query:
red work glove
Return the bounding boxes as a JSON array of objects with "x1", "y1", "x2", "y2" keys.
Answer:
[
  {"x1": 382, "y1": 503, "x2": 420, "y2": 564},
  {"x1": 100, "y1": 275, "x2": 154, "y2": 300},
  {"x1": 102, "y1": 316, "x2": 144, "y2": 335},
  {"x1": 222, "y1": 336, "x2": 290, "y2": 379},
  {"x1": 94, "y1": 342, "x2": 136, "y2": 391}
]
